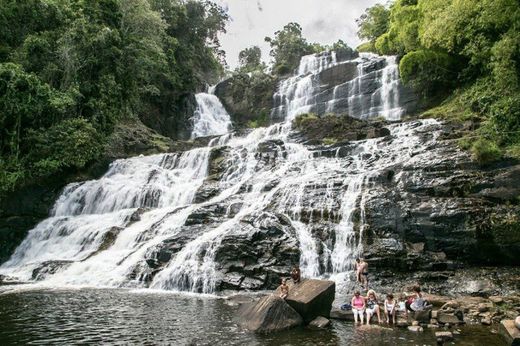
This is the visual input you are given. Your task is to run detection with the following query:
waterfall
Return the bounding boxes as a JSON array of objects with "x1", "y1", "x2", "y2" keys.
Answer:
[
  {"x1": 191, "y1": 88, "x2": 232, "y2": 139},
  {"x1": 0, "y1": 50, "x2": 433, "y2": 294},
  {"x1": 0, "y1": 149, "x2": 211, "y2": 283},
  {"x1": 271, "y1": 52, "x2": 408, "y2": 121}
]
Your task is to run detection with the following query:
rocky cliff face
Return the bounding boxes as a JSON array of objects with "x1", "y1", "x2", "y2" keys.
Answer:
[
  {"x1": 214, "y1": 72, "x2": 277, "y2": 128},
  {"x1": 137, "y1": 119, "x2": 519, "y2": 292},
  {"x1": 139, "y1": 93, "x2": 197, "y2": 141}
]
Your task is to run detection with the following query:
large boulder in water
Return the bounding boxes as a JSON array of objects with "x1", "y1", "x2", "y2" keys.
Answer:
[
  {"x1": 499, "y1": 319, "x2": 520, "y2": 345},
  {"x1": 282, "y1": 279, "x2": 335, "y2": 323},
  {"x1": 238, "y1": 294, "x2": 303, "y2": 333}
]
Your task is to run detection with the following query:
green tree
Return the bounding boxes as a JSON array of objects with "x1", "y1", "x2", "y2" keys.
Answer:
[
  {"x1": 357, "y1": 4, "x2": 390, "y2": 42},
  {"x1": 265, "y1": 22, "x2": 314, "y2": 75},
  {"x1": 238, "y1": 46, "x2": 264, "y2": 72}
]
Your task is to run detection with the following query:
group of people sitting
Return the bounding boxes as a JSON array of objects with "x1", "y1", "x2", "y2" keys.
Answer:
[
  {"x1": 349, "y1": 285, "x2": 429, "y2": 324},
  {"x1": 278, "y1": 259, "x2": 431, "y2": 326},
  {"x1": 350, "y1": 258, "x2": 431, "y2": 325}
]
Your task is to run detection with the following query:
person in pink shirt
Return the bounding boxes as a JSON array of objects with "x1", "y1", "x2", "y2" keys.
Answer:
[{"x1": 351, "y1": 290, "x2": 365, "y2": 324}]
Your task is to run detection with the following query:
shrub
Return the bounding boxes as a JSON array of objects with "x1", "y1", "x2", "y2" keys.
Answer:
[
  {"x1": 399, "y1": 50, "x2": 456, "y2": 97},
  {"x1": 470, "y1": 138, "x2": 502, "y2": 164},
  {"x1": 356, "y1": 42, "x2": 376, "y2": 53},
  {"x1": 293, "y1": 113, "x2": 318, "y2": 128}
]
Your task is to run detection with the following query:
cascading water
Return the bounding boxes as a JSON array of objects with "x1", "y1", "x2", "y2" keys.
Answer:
[
  {"x1": 191, "y1": 87, "x2": 232, "y2": 139},
  {"x1": 271, "y1": 52, "x2": 409, "y2": 121},
  {"x1": 0, "y1": 50, "x2": 431, "y2": 295}
]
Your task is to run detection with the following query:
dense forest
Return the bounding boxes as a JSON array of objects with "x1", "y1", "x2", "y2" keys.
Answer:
[
  {"x1": 357, "y1": 0, "x2": 520, "y2": 163},
  {"x1": 0, "y1": 0, "x2": 228, "y2": 195}
]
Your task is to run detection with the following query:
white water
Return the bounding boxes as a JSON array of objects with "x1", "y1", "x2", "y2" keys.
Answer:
[
  {"x1": 1, "y1": 51, "x2": 434, "y2": 294},
  {"x1": 272, "y1": 52, "x2": 406, "y2": 121},
  {"x1": 191, "y1": 88, "x2": 232, "y2": 139}
]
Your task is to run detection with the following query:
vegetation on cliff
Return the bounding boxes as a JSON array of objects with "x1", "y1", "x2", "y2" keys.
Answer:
[
  {"x1": 0, "y1": 0, "x2": 228, "y2": 196},
  {"x1": 357, "y1": 0, "x2": 520, "y2": 163}
]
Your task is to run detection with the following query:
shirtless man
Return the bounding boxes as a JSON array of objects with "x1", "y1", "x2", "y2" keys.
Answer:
[
  {"x1": 355, "y1": 258, "x2": 369, "y2": 290},
  {"x1": 291, "y1": 266, "x2": 301, "y2": 284}
]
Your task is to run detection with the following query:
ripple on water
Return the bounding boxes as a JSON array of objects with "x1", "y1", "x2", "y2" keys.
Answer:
[{"x1": 0, "y1": 288, "x2": 507, "y2": 345}]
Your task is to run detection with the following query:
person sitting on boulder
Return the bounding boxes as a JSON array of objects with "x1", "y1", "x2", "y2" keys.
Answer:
[
  {"x1": 291, "y1": 266, "x2": 301, "y2": 284},
  {"x1": 351, "y1": 290, "x2": 365, "y2": 324},
  {"x1": 384, "y1": 293, "x2": 397, "y2": 324},
  {"x1": 279, "y1": 278, "x2": 289, "y2": 299},
  {"x1": 397, "y1": 293, "x2": 408, "y2": 318},
  {"x1": 406, "y1": 285, "x2": 430, "y2": 312},
  {"x1": 365, "y1": 289, "x2": 382, "y2": 324}
]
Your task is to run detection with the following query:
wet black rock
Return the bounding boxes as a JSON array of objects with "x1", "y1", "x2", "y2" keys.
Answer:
[
  {"x1": 238, "y1": 294, "x2": 303, "y2": 333},
  {"x1": 214, "y1": 72, "x2": 277, "y2": 127},
  {"x1": 281, "y1": 279, "x2": 336, "y2": 323},
  {"x1": 32, "y1": 260, "x2": 72, "y2": 281}
]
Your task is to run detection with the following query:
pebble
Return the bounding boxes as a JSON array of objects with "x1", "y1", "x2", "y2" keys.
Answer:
[{"x1": 435, "y1": 331, "x2": 454, "y2": 341}]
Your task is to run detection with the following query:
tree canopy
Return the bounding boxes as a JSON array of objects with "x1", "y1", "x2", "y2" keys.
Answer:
[
  {"x1": 264, "y1": 22, "x2": 316, "y2": 75},
  {"x1": 0, "y1": 0, "x2": 228, "y2": 195},
  {"x1": 358, "y1": 0, "x2": 520, "y2": 160},
  {"x1": 237, "y1": 46, "x2": 265, "y2": 73}
]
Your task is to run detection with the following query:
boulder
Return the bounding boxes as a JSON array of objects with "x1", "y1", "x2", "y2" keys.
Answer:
[
  {"x1": 437, "y1": 311, "x2": 464, "y2": 325},
  {"x1": 481, "y1": 317, "x2": 492, "y2": 326},
  {"x1": 283, "y1": 279, "x2": 335, "y2": 323},
  {"x1": 435, "y1": 331, "x2": 454, "y2": 342},
  {"x1": 308, "y1": 316, "x2": 331, "y2": 329},
  {"x1": 499, "y1": 320, "x2": 520, "y2": 346},
  {"x1": 516, "y1": 316, "x2": 520, "y2": 330},
  {"x1": 330, "y1": 307, "x2": 354, "y2": 321},
  {"x1": 490, "y1": 296, "x2": 504, "y2": 304},
  {"x1": 238, "y1": 294, "x2": 303, "y2": 333},
  {"x1": 411, "y1": 308, "x2": 432, "y2": 323},
  {"x1": 408, "y1": 326, "x2": 424, "y2": 332},
  {"x1": 478, "y1": 302, "x2": 493, "y2": 313},
  {"x1": 396, "y1": 318, "x2": 409, "y2": 328}
]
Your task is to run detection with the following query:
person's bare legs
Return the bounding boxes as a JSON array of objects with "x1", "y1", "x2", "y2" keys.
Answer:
[
  {"x1": 359, "y1": 310, "x2": 364, "y2": 324},
  {"x1": 376, "y1": 305, "x2": 382, "y2": 323}
]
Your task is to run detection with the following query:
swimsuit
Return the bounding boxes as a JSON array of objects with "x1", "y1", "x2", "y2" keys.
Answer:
[
  {"x1": 353, "y1": 296, "x2": 364, "y2": 309},
  {"x1": 366, "y1": 298, "x2": 378, "y2": 314},
  {"x1": 385, "y1": 301, "x2": 395, "y2": 313}
]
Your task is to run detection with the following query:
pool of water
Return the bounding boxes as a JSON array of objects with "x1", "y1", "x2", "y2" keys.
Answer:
[{"x1": 0, "y1": 287, "x2": 506, "y2": 345}]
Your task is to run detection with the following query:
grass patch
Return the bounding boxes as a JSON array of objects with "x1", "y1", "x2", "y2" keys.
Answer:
[
  {"x1": 470, "y1": 138, "x2": 502, "y2": 164},
  {"x1": 247, "y1": 111, "x2": 269, "y2": 128},
  {"x1": 322, "y1": 137, "x2": 338, "y2": 145},
  {"x1": 421, "y1": 89, "x2": 480, "y2": 122}
]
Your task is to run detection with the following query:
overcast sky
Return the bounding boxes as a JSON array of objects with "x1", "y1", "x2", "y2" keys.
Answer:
[{"x1": 214, "y1": 0, "x2": 384, "y2": 68}]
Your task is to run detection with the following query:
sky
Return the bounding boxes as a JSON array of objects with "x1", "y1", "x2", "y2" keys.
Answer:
[{"x1": 214, "y1": 0, "x2": 384, "y2": 68}]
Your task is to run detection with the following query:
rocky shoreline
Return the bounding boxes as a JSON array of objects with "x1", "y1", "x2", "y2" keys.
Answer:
[{"x1": 231, "y1": 278, "x2": 520, "y2": 345}]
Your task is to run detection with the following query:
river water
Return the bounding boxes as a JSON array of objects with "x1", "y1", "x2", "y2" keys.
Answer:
[{"x1": 0, "y1": 288, "x2": 506, "y2": 345}]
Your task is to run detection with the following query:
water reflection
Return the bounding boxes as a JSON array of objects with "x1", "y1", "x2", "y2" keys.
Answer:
[{"x1": 0, "y1": 288, "x2": 506, "y2": 345}]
